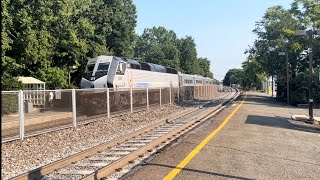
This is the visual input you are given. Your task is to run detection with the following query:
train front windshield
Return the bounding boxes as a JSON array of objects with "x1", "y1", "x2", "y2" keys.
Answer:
[
  {"x1": 87, "y1": 64, "x2": 95, "y2": 72},
  {"x1": 83, "y1": 63, "x2": 110, "y2": 81},
  {"x1": 97, "y1": 63, "x2": 109, "y2": 72},
  {"x1": 82, "y1": 64, "x2": 95, "y2": 81},
  {"x1": 94, "y1": 63, "x2": 110, "y2": 79}
]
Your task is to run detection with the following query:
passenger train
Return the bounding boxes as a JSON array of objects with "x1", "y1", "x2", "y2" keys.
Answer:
[{"x1": 80, "y1": 55, "x2": 217, "y2": 89}]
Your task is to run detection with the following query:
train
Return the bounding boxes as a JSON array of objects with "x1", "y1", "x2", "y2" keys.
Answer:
[
  {"x1": 80, "y1": 55, "x2": 218, "y2": 89},
  {"x1": 77, "y1": 55, "x2": 219, "y2": 116}
]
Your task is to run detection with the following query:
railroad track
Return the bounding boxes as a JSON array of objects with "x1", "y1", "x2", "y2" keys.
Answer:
[
  {"x1": 1, "y1": 103, "x2": 176, "y2": 143},
  {"x1": 11, "y1": 90, "x2": 239, "y2": 180}
]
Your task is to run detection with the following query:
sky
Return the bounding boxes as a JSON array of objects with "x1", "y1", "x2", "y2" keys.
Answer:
[{"x1": 133, "y1": 0, "x2": 293, "y2": 81}]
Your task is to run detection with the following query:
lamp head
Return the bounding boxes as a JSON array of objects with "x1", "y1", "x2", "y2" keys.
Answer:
[{"x1": 295, "y1": 30, "x2": 307, "y2": 36}]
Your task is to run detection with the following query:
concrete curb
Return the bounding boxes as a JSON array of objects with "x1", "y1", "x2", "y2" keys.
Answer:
[{"x1": 291, "y1": 115, "x2": 320, "y2": 125}]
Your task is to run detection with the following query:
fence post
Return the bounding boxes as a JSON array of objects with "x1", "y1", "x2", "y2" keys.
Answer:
[
  {"x1": 159, "y1": 88, "x2": 162, "y2": 106},
  {"x1": 72, "y1": 89, "x2": 77, "y2": 128},
  {"x1": 177, "y1": 86, "x2": 180, "y2": 102},
  {"x1": 207, "y1": 85, "x2": 209, "y2": 97},
  {"x1": 107, "y1": 88, "x2": 110, "y2": 118},
  {"x1": 19, "y1": 90, "x2": 25, "y2": 140},
  {"x1": 193, "y1": 87, "x2": 195, "y2": 100},
  {"x1": 205, "y1": 85, "x2": 207, "y2": 97},
  {"x1": 169, "y1": 86, "x2": 172, "y2": 104},
  {"x1": 147, "y1": 88, "x2": 149, "y2": 110},
  {"x1": 130, "y1": 87, "x2": 133, "y2": 113}
]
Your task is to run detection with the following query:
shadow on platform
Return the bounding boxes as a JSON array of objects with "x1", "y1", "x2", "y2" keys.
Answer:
[
  {"x1": 245, "y1": 115, "x2": 320, "y2": 134},
  {"x1": 241, "y1": 94, "x2": 289, "y2": 107},
  {"x1": 130, "y1": 163, "x2": 254, "y2": 180}
]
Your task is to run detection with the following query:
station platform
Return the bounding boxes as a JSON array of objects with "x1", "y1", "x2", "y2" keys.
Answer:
[{"x1": 124, "y1": 92, "x2": 320, "y2": 180}]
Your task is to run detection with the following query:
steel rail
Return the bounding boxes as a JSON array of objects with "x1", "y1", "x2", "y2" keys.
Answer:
[
  {"x1": 84, "y1": 90, "x2": 240, "y2": 179},
  {"x1": 11, "y1": 107, "x2": 199, "y2": 180},
  {"x1": 10, "y1": 91, "x2": 238, "y2": 180}
]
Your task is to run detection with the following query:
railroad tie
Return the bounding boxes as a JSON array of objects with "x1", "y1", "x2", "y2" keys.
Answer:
[
  {"x1": 152, "y1": 130, "x2": 170, "y2": 133},
  {"x1": 126, "y1": 140, "x2": 151, "y2": 143},
  {"x1": 139, "y1": 135, "x2": 161, "y2": 138},
  {"x1": 110, "y1": 147, "x2": 139, "y2": 151},
  {"x1": 122, "y1": 143, "x2": 146, "y2": 147},
  {"x1": 76, "y1": 162, "x2": 109, "y2": 167},
  {"x1": 58, "y1": 170, "x2": 94, "y2": 175},
  {"x1": 100, "y1": 151, "x2": 131, "y2": 156},
  {"x1": 89, "y1": 156, "x2": 121, "y2": 161}
]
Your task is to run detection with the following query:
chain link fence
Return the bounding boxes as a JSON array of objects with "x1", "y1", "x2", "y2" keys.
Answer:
[
  {"x1": 1, "y1": 85, "x2": 221, "y2": 142},
  {"x1": 1, "y1": 91, "x2": 20, "y2": 139}
]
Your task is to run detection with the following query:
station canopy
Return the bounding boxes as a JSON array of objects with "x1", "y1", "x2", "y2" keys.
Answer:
[{"x1": 18, "y1": 76, "x2": 45, "y2": 90}]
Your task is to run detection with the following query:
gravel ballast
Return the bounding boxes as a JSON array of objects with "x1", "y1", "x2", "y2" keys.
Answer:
[
  {"x1": 1, "y1": 104, "x2": 190, "y2": 179},
  {"x1": 1, "y1": 92, "x2": 229, "y2": 179}
]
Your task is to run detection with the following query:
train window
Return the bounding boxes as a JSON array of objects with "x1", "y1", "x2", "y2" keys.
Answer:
[
  {"x1": 130, "y1": 64, "x2": 141, "y2": 69},
  {"x1": 86, "y1": 64, "x2": 95, "y2": 72},
  {"x1": 152, "y1": 63, "x2": 166, "y2": 72},
  {"x1": 140, "y1": 62, "x2": 151, "y2": 71},
  {"x1": 97, "y1": 63, "x2": 109, "y2": 71},
  {"x1": 165, "y1": 67, "x2": 177, "y2": 74},
  {"x1": 116, "y1": 63, "x2": 126, "y2": 75}
]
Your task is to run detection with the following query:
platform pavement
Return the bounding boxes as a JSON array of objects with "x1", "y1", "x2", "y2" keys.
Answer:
[
  {"x1": 262, "y1": 92, "x2": 320, "y2": 119},
  {"x1": 123, "y1": 92, "x2": 320, "y2": 180}
]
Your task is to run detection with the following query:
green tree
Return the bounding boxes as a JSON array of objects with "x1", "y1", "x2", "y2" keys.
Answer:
[
  {"x1": 223, "y1": 69, "x2": 244, "y2": 86},
  {"x1": 177, "y1": 36, "x2": 198, "y2": 74},
  {"x1": 134, "y1": 26, "x2": 180, "y2": 69},
  {"x1": 1, "y1": 0, "x2": 24, "y2": 90},
  {"x1": 105, "y1": 0, "x2": 137, "y2": 57},
  {"x1": 246, "y1": 0, "x2": 320, "y2": 104},
  {"x1": 241, "y1": 56, "x2": 264, "y2": 90},
  {"x1": 197, "y1": 57, "x2": 213, "y2": 78}
]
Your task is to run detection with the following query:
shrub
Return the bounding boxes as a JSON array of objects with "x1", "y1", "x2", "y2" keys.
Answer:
[{"x1": 2, "y1": 93, "x2": 19, "y2": 115}]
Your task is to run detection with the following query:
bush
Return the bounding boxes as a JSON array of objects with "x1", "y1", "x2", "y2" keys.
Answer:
[
  {"x1": 1, "y1": 76, "x2": 23, "y2": 91},
  {"x1": 2, "y1": 94, "x2": 19, "y2": 115}
]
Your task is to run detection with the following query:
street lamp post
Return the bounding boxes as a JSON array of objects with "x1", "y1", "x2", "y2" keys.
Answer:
[
  {"x1": 68, "y1": 65, "x2": 77, "y2": 88},
  {"x1": 279, "y1": 51, "x2": 289, "y2": 105},
  {"x1": 295, "y1": 29, "x2": 320, "y2": 122}
]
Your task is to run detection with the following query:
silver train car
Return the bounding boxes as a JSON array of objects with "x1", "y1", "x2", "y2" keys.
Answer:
[{"x1": 80, "y1": 55, "x2": 216, "y2": 89}]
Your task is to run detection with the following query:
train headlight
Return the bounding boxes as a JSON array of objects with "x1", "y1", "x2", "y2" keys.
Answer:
[{"x1": 90, "y1": 77, "x2": 95, "y2": 81}]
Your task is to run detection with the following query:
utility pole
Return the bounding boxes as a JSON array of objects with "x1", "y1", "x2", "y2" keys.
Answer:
[
  {"x1": 68, "y1": 70, "x2": 71, "y2": 88},
  {"x1": 308, "y1": 29, "x2": 314, "y2": 121},
  {"x1": 279, "y1": 51, "x2": 290, "y2": 105},
  {"x1": 271, "y1": 75, "x2": 274, "y2": 97},
  {"x1": 295, "y1": 29, "x2": 320, "y2": 122},
  {"x1": 68, "y1": 66, "x2": 77, "y2": 89},
  {"x1": 286, "y1": 52, "x2": 289, "y2": 105}
]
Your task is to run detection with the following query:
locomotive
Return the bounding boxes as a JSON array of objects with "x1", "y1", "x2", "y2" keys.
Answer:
[
  {"x1": 78, "y1": 55, "x2": 218, "y2": 116},
  {"x1": 80, "y1": 55, "x2": 216, "y2": 89}
]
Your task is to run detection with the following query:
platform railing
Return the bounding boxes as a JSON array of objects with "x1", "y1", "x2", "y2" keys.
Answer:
[{"x1": 1, "y1": 85, "x2": 220, "y2": 142}]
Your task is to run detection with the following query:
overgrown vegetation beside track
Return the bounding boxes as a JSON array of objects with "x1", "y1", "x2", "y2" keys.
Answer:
[
  {"x1": 1, "y1": 0, "x2": 216, "y2": 90},
  {"x1": 223, "y1": 0, "x2": 320, "y2": 105}
]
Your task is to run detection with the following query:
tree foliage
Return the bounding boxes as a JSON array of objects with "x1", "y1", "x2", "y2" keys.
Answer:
[
  {"x1": 2, "y1": 2, "x2": 216, "y2": 90},
  {"x1": 223, "y1": 69, "x2": 244, "y2": 86},
  {"x1": 134, "y1": 26, "x2": 214, "y2": 78},
  {"x1": 134, "y1": 26, "x2": 180, "y2": 69},
  {"x1": 241, "y1": 0, "x2": 320, "y2": 104},
  {"x1": 2, "y1": 0, "x2": 136, "y2": 89}
]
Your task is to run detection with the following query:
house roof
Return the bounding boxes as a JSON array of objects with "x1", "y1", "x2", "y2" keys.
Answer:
[{"x1": 18, "y1": 77, "x2": 45, "y2": 84}]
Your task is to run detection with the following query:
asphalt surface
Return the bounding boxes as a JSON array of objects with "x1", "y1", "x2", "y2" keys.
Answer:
[{"x1": 123, "y1": 92, "x2": 320, "y2": 180}]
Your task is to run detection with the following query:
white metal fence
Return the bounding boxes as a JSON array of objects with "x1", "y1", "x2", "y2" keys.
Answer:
[{"x1": 1, "y1": 85, "x2": 219, "y2": 141}]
